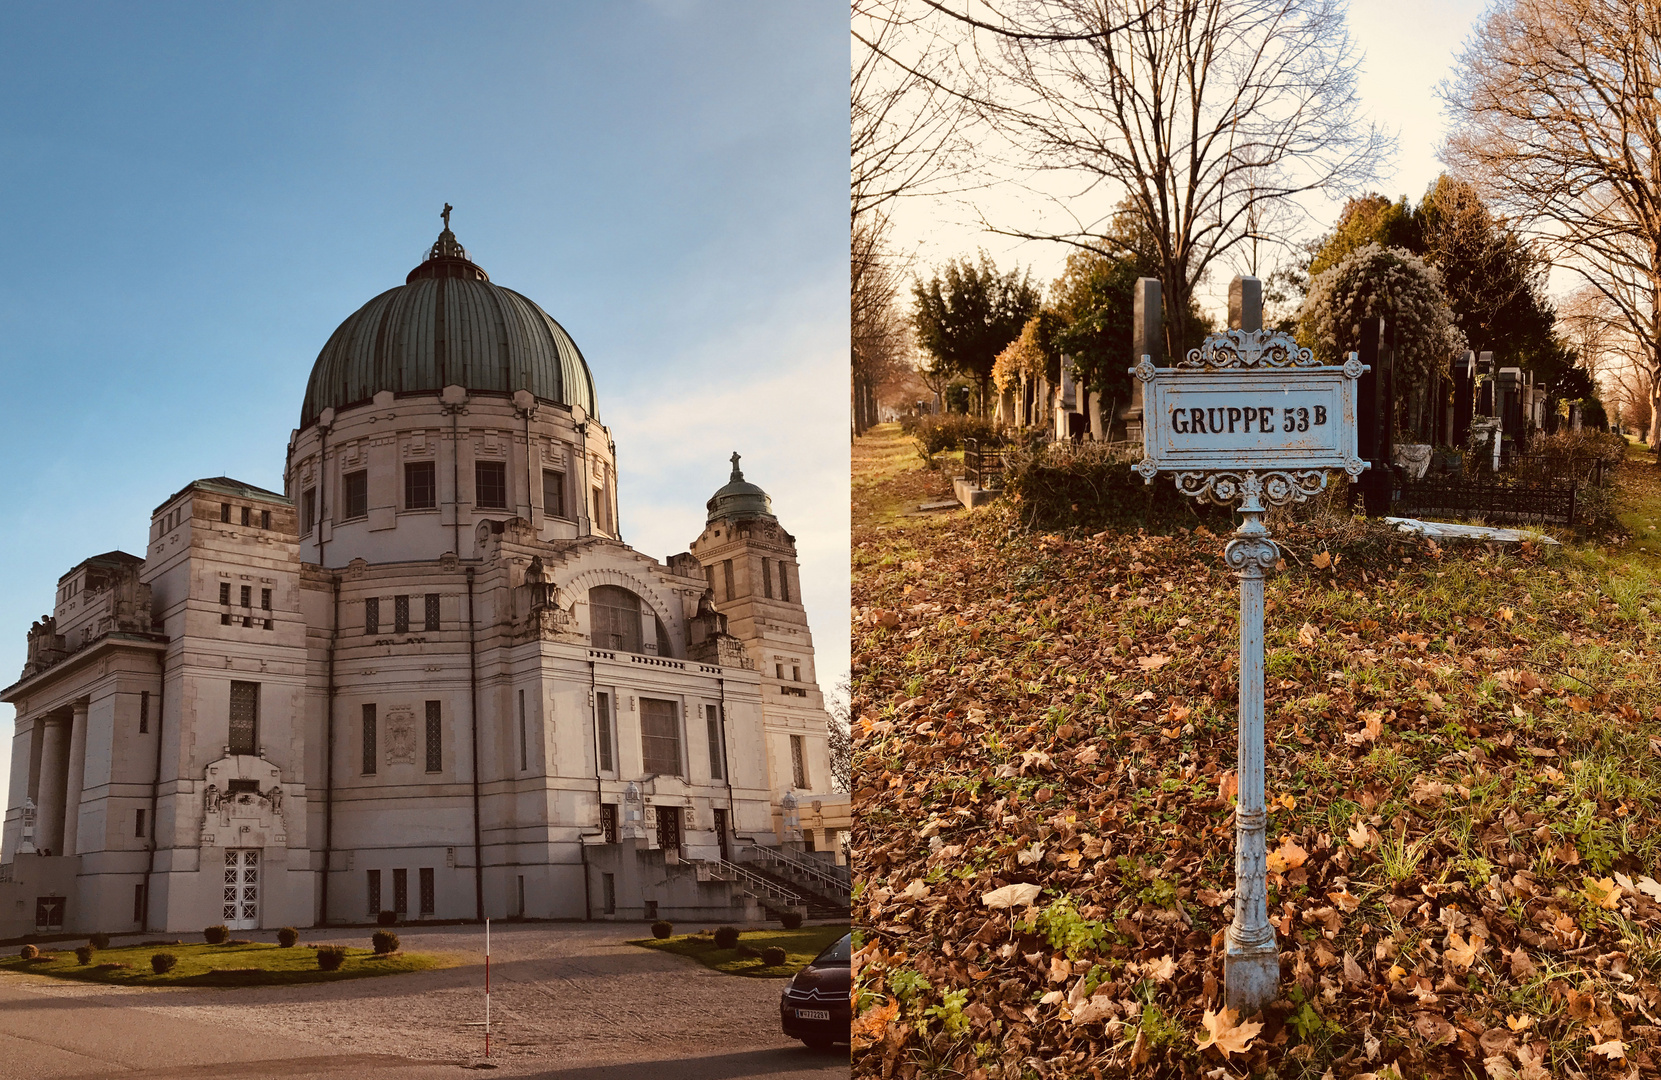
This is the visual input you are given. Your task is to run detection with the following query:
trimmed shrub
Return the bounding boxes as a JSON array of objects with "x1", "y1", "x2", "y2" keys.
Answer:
[
  {"x1": 371, "y1": 930, "x2": 400, "y2": 955},
  {"x1": 651, "y1": 920, "x2": 674, "y2": 940},
  {"x1": 376, "y1": 910, "x2": 398, "y2": 927},
  {"x1": 19, "y1": 944, "x2": 38, "y2": 960},
  {"x1": 1004, "y1": 441, "x2": 1233, "y2": 532},
  {"x1": 88, "y1": 933, "x2": 110, "y2": 950},
  {"x1": 277, "y1": 927, "x2": 299, "y2": 948},
  {"x1": 150, "y1": 952, "x2": 177, "y2": 974},
  {"x1": 316, "y1": 946, "x2": 347, "y2": 971},
  {"x1": 75, "y1": 946, "x2": 94, "y2": 965},
  {"x1": 713, "y1": 925, "x2": 740, "y2": 949},
  {"x1": 761, "y1": 946, "x2": 787, "y2": 967},
  {"x1": 779, "y1": 911, "x2": 803, "y2": 930},
  {"x1": 203, "y1": 925, "x2": 228, "y2": 945}
]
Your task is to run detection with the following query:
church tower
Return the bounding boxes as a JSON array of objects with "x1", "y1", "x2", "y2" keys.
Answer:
[{"x1": 686, "y1": 455, "x2": 840, "y2": 849}]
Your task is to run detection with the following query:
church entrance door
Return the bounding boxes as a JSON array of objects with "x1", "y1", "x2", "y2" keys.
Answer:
[
  {"x1": 655, "y1": 807, "x2": 681, "y2": 853},
  {"x1": 222, "y1": 849, "x2": 260, "y2": 929}
]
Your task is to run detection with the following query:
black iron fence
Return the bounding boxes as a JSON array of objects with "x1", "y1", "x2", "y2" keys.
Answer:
[
  {"x1": 963, "y1": 439, "x2": 1005, "y2": 491},
  {"x1": 1393, "y1": 476, "x2": 1577, "y2": 526}
]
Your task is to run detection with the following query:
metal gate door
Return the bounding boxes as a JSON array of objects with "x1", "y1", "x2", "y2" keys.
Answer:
[{"x1": 222, "y1": 849, "x2": 259, "y2": 929}]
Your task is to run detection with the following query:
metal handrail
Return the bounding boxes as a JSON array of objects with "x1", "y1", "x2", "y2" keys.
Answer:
[
  {"x1": 703, "y1": 859, "x2": 804, "y2": 904},
  {"x1": 742, "y1": 844, "x2": 851, "y2": 894}
]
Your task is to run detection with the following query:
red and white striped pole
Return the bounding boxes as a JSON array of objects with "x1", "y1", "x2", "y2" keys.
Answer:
[{"x1": 484, "y1": 918, "x2": 491, "y2": 1058}]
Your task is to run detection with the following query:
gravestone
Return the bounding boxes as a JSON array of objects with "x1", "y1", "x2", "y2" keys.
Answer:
[
  {"x1": 1122, "y1": 278, "x2": 1162, "y2": 441},
  {"x1": 1228, "y1": 276, "x2": 1262, "y2": 332},
  {"x1": 1452, "y1": 351, "x2": 1475, "y2": 447}
]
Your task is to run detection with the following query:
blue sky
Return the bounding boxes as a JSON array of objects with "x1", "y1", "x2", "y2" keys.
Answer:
[{"x1": 0, "y1": 3, "x2": 849, "y2": 785}]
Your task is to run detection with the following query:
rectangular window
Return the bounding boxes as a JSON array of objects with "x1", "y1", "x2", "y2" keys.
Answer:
[
  {"x1": 517, "y1": 875, "x2": 525, "y2": 916},
  {"x1": 475, "y1": 461, "x2": 508, "y2": 509},
  {"x1": 135, "y1": 808, "x2": 146, "y2": 838},
  {"x1": 261, "y1": 588, "x2": 271, "y2": 610},
  {"x1": 260, "y1": 509, "x2": 271, "y2": 530},
  {"x1": 367, "y1": 869, "x2": 382, "y2": 915},
  {"x1": 602, "y1": 872, "x2": 616, "y2": 914},
  {"x1": 221, "y1": 503, "x2": 231, "y2": 523},
  {"x1": 240, "y1": 506, "x2": 251, "y2": 527},
  {"x1": 405, "y1": 461, "x2": 437, "y2": 510},
  {"x1": 219, "y1": 582, "x2": 231, "y2": 605},
  {"x1": 779, "y1": 562, "x2": 791, "y2": 602},
  {"x1": 762, "y1": 557, "x2": 773, "y2": 599},
  {"x1": 542, "y1": 469, "x2": 566, "y2": 518},
  {"x1": 393, "y1": 868, "x2": 408, "y2": 915},
  {"x1": 592, "y1": 486, "x2": 607, "y2": 533},
  {"x1": 229, "y1": 681, "x2": 259, "y2": 755},
  {"x1": 424, "y1": 593, "x2": 440, "y2": 632},
  {"x1": 365, "y1": 597, "x2": 380, "y2": 635},
  {"x1": 139, "y1": 691, "x2": 150, "y2": 734},
  {"x1": 394, "y1": 594, "x2": 410, "y2": 634},
  {"x1": 301, "y1": 488, "x2": 316, "y2": 535},
  {"x1": 240, "y1": 585, "x2": 251, "y2": 608},
  {"x1": 706, "y1": 709, "x2": 724, "y2": 780},
  {"x1": 776, "y1": 663, "x2": 784, "y2": 680},
  {"x1": 600, "y1": 803, "x2": 618, "y2": 844},
  {"x1": 793, "y1": 665, "x2": 801, "y2": 682},
  {"x1": 722, "y1": 559, "x2": 734, "y2": 601},
  {"x1": 425, "y1": 700, "x2": 442, "y2": 773},
  {"x1": 518, "y1": 689, "x2": 528, "y2": 771},
  {"x1": 221, "y1": 613, "x2": 232, "y2": 626},
  {"x1": 343, "y1": 470, "x2": 368, "y2": 519},
  {"x1": 419, "y1": 867, "x2": 435, "y2": 915},
  {"x1": 362, "y1": 703, "x2": 377, "y2": 774},
  {"x1": 640, "y1": 698, "x2": 682, "y2": 777},
  {"x1": 595, "y1": 691, "x2": 614, "y2": 773},
  {"x1": 134, "y1": 882, "x2": 145, "y2": 924},
  {"x1": 791, "y1": 733, "x2": 808, "y2": 790}
]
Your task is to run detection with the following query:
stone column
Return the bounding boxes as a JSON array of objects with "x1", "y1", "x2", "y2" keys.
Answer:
[
  {"x1": 33, "y1": 714, "x2": 70, "y2": 856},
  {"x1": 60, "y1": 700, "x2": 90, "y2": 857},
  {"x1": 1124, "y1": 278, "x2": 1161, "y2": 439}
]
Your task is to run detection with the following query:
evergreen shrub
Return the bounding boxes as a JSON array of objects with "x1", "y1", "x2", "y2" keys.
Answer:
[
  {"x1": 150, "y1": 953, "x2": 177, "y2": 974},
  {"x1": 651, "y1": 920, "x2": 674, "y2": 939},
  {"x1": 371, "y1": 930, "x2": 399, "y2": 955},
  {"x1": 376, "y1": 910, "x2": 398, "y2": 927},
  {"x1": 761, "y1": 946, "x2": 787, "y2": 966},
  {"x1": 277, "y1": 927, "x2": 299, "y2": 948},
  {"x1": 89, "y1": 933, "x2": 110, "y2": 950},
  {"x1": 19, "y1": 945, "x2": 37, "y2": 960},
  {"x1": 779, "y1": 911, "x2": 803, "y2": 930},
  {"x1": 75, "y1": 946, "x2": 93, "y2": 965},
  {"x1": 203, "y1": 925, "x2": 228, "y2": 944},
  {"x1": 713, "y1": 925, "x2": 740, "y2": 949},
  {"x1": 316, "y1": 946, "x2": 347, "y2": 971}
]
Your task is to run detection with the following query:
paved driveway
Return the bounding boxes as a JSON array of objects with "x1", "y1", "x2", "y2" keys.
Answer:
[{"x1": 0, "y1": 922, "x2": 848, "y2": 1079}]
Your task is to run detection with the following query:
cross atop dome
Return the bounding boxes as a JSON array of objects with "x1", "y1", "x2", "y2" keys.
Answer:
[{"x1": 730, "y1": 451, "x2": 743, "y2": 481}]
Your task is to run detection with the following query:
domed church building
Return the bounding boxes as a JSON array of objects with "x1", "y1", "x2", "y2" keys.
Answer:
[{"x1": 0, "y1": 218, "x2": 848, "y2": 936}]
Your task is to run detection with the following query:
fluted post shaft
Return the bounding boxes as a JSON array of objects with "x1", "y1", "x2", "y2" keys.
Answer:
[{"x1": 1223, "y1": 488, "x2": 1280, "y2": 1015}]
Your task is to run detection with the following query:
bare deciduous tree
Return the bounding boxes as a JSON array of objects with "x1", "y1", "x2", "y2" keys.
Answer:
[
  {"x1": 939, "y1": 0, "x2": 1390, "y2": 358},
  {"x1": 1442, "y1": 0, "x2": 1661, "y2": 450},
  {"x1": 852, "y1": 1, "x2": 972, "y2": 434},
  {"x1": 1557, "y1": 285, "x2": 1622, "y2": 385}
]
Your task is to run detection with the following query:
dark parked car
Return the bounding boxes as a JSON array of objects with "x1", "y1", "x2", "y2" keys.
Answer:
[{"x1": 780, "y1": 932, "x2": 850, "y2": 1049}]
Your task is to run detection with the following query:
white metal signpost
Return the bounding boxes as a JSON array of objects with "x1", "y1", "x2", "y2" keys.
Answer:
[{"x1": 1132, "y1": 327, "x2": 1367, "y2": 1015}]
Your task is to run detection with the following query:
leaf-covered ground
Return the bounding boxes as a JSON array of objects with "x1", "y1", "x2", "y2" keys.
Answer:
[{"x1": 851, "y1": 424, "x2": 1661, "y2": 1079}]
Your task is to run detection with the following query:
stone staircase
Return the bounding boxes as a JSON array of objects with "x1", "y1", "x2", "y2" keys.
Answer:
[{"x1": 739, "y1": 863, "x2": 848, "y2": 921}]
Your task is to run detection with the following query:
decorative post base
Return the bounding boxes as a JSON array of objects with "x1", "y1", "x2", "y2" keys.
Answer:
[{"x1": 1224, "y1": 934, "x2": 1280, "y2": 1016}]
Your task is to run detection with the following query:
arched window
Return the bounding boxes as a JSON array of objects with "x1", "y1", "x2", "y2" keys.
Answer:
[{"x1": 589, "y1": 585, "x2": 642, "y2": 653}]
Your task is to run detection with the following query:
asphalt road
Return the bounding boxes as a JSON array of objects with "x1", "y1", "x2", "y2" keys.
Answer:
[{"x1": 0, "y1": 922, "x2": 848, "y2": 1080}]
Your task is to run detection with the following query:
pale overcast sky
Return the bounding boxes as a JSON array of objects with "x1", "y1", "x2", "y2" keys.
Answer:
[
  {"x1": 887, "y1": 0, "x2": 1492, "y2": 312},
  {"x1": 0, "y1": 4, "x2": 847, "y2": 787}
]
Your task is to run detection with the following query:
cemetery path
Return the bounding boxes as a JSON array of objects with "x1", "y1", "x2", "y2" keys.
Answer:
[{"x1": 0, "y1": 922, "x2": 847, "y2": 1079}]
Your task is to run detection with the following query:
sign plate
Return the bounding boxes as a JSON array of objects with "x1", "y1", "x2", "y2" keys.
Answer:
[{"x1": 1131, "y1": 330, "x2": 1367, "y2": 495}]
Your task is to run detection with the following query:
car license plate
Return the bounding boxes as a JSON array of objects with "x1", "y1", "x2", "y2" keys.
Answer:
[{"x1": 795, "y1": 1009, "x2": 831, "y2": 1021}]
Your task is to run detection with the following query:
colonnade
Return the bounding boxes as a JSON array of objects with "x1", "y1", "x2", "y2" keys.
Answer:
[{"x1": 21, "y1": 699, "x2": 88, "y2": 857}]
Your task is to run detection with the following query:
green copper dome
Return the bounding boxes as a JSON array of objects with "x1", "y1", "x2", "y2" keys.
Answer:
[
  {"x1": 300, "y1": 217, "x2": 598, "y2": 428},
  {"x1": 706, "y1": 453, "x2": 774, "y2": 523}
]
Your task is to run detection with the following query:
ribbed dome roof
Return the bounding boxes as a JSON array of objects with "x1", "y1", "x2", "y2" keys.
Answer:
[
  {"x1": 300, "y1": 218, "x2": 598, "y2": 427},
  {"x1": 706, "y1": 453, "x2": 774, "y2": 523}
]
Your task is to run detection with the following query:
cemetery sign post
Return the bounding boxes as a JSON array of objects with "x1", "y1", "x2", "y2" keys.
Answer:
[{"x1": 1131, "y1": 327, "x2": 1367, "y2": 1015}]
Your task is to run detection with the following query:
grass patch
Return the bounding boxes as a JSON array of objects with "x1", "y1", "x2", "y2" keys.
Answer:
[
  {"x1": 630, "y1": 925, "x2": 847, "y2": 977},
  {"x1": 851, "y1": 430, "x2": 1661, "y2": 1079},
  {"x1": 854, "y1": 423, "x2": 959, "y2": 527},
  {"x1": 0, "y1": 941, "x2": 459, "y2": 987}
]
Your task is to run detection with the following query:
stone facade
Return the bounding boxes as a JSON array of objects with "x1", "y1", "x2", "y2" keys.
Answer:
[{"x1": 0, "y1": 227, "x2": 846, "y2": 937}]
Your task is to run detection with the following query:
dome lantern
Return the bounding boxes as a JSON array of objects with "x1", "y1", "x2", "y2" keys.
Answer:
[{"x1": 705, "y1": 452, "x2": 775, "y2": 524}]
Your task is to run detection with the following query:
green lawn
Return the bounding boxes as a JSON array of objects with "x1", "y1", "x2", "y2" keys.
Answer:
[
  {"x1": 0, "y1": 940, "x2": 459, "y2": 987},
  {"x1": 630, "y1": 925, "x2": 848, "y2": 977}
]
